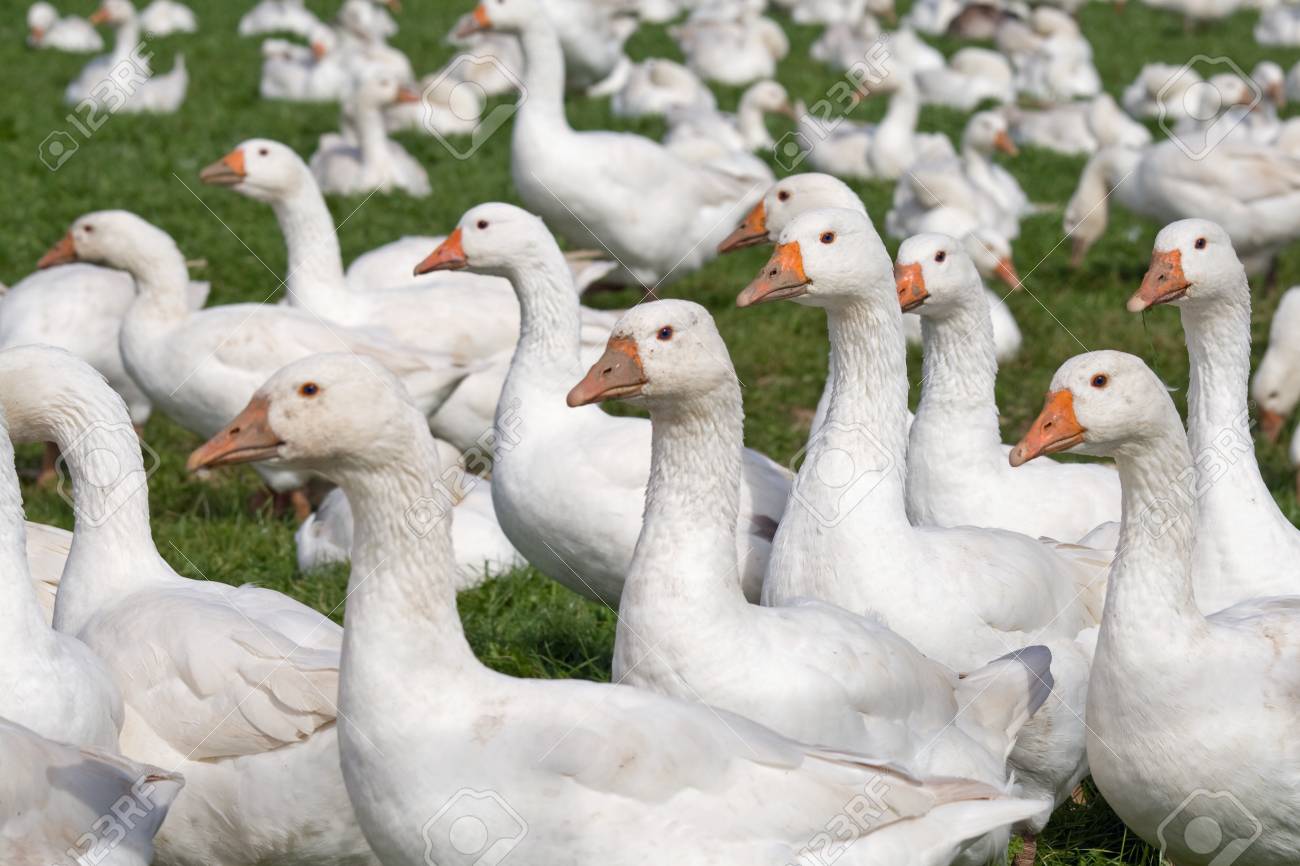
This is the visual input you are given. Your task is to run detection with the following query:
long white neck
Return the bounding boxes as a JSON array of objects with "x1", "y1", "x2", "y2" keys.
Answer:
[
  {"x1": 37, "y1": 381, "x2": 171, "y2": 636},
  {"x1": 118, "y1": 238, "x2": 194, "y2": 323},
  {"x1": 354, "y1": 103, "x2": 392, "y2": 175},
  {"x1": 1098, "y1": 423, "x2": 1205, "y2": 663},
  {"x1": 110, "y1": 17, "x2": 140, "y2": 63},
  {"x1": 0, "y1": 428, "x2": 44, "y2": 653},
  {"x1": 817, "y1": 296, "x2": 911, "y2": 527},
  {"x1": 622, "y1": 384, "x2": 748, "y2": 615},
  {"x1": 496, "y1": 241, "x2": 584, "y2": 410},
  {"x1": 1179, "y1": 291, "x2": 1276, "y2": 521},
  {"x1": 336, "y1": 414, "x2": 482, "y2": 694},
  {"x1": 735, "y1": 96, "x2": 774, "y2": 150},
  {"x1": 515, "y1": 21, "x2": 570, "y2": 135},
  {"x1": 913, "y1": 292, "x2": 1002, "y2": 455},
  {"x1": 272, "y1": 176, "x2": 353, "y2": 313}
]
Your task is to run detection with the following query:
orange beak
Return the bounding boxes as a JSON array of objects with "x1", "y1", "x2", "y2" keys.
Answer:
[
  {"x1": 89, "y1": 6, "x2": 110, "y2": 25},
  {"x1": 1259, "y1": 408, "x2": 1287, "y2": 443},
  {"x1": 455, "y1": 4, "x2": 492, "y2": 37},
  {"x1": 895, "y1": 262, "x2": 929, "y2": 312},
  {"x1": 994, "y1": 131, "x2": 1019, "y2": 156},
  {"x1": 37, "y1": 232, "x2": 78, "y2": 269},
  {"x1": 311, "y1": 40, "x2": 328, "y2": 60},
  {"x1": 1128, "y1": 248, "x2": 1189, "y2": 312},
  {"x1": 413, "y1": 227, "x2": 468, "y2": 275},
  {"x1": 994, "y1": 257, "x2": 1020, "y2": 289},
  {"x1": 186, "y1": 397, "x2": 284, "y2": 472},
  {"x1": 395, "y1": 86, "x2": 422, "y2": 104},
  {"x1": 29, "y1": 25, "x2": 45, "y2": 40},
  {"x1": 1009, "y1": 390, "x2": 1086, "y2": 467},
  {"x1": 566, "y1": 337, "x2": 648, "y2": 406},
  {"x1": 717, "y1": 200, "x2": 770, "y2": 254},
  {"x1": 737, "y1": 241, "x2": 810, "y2": 307},
  {"x1": 199, "y1": 148, "x2": 246, "y2": 187}
]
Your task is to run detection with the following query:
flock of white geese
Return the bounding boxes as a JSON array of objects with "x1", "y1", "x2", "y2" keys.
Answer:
[{"x1": 9, "y1": 0, "x2": 1300, "y2": 865}]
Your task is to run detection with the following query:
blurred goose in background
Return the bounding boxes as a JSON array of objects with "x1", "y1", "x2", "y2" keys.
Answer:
[
  {"x1": 916, "y1": 47, "x2": 1015, "y2": 109},
  {"x1": 1252, "y1": 285, "x2": 1300, "y2": 448},
  {"x1": 809, "y1": 11, "x2": 881, "y2": 66},
  {"x1": 239, "y1": 0, "x2": 322, "y2": 37},
  {"x1": 468, "y1": 0, "x2": 768, "y2": 287},
  {"x1": 540, "y1": 0, "x2": 638, "y2": 92},
  {"x1": 139, "y1": 0, "x2": 196, "y2": 35},
  {"x1": 0, "y1": 717, "x2": 182, "y2": 866},
  {"x1": 258, "y1": 24, "x2": 349, "y2": 101},
  {"x1": 310, "y1": 69, "x2": 430, "y2": 197},
  {"x1": 1257, "y1": 2, "x2": 1300, "y2": 43},
  {"x1": 608, "y1": 58, "x2": 717, "y2": 118},
  {"x1": 1009, "y1": 7, "x2": 1101, "y2": 103},
  {"x1": 334, "y1": 0, "x2": 412, "y2": 81},
  {"x1": 673, "y1": 7, "x2": 789, "y2": 86},
  {"x1": 1121, "y1": 61, "x2": 1204, "y2": 119},
  {"x1": 26, "y1": 2, "x2": 103, "y2": 51},
  {"x1": 66, "y1": 0, "x2": 187, "y2": 113},
  {"x1": 444, "y1": 12, "x2": 525, "y2": 96},
  {"x1": 1005, "y1": 93, "x2": 1151, "y2": 156},
  {"x1": 384, "y1": 65, "x2": 485, "y2": 136},
  {"x1": 190, "y1": 350, "x2": 1047, "y2": 866},
  {"x1": 1011, "y1": 349, "x2": 1300, "y2": 866},
  {"x1": 666, "y1": 79, "x2": 791, "y2": 156}
]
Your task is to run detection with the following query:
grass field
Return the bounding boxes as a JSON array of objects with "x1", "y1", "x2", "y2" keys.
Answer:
[{"x1": 4, "y1": 0, "x2": 1300, "y2": 862}]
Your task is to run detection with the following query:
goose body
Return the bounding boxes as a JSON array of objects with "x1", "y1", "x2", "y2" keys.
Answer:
[
  {"x1": 740, "y1": 206, "x2": 1110, "y2": 834},
  {"x1": 1251, "y1": 286, "x2": 1300, "y2": 446},
  {"x1": 574, "y1": 298, "x2": 1053, "y2": 866},
  {"x1": 1005, "y1": 93, "x2": 1151, "y2": 156},
  {"x1": 188, "y1": 351, "x2": 1049, "y2": 866},
  {"x1": 897, "y1": 233, "x2": 1119, "y2": 540},
  {"x1": 916, "y1": 48, "x2": 1015, "y2": 110},
  {"x1": 239, "y1": 0, "x2": 322, "y2": 37},
  {"x1": 415, "y1": 203, "x2": 791, "y2": 606},
  {"x1": 64, "y1": 0, "x2": 186, "y2": 113},
  {"x1": 139, "y1": 0, "x2": 196, "y2": 35},
  {"x1": 27, "y1": 2, "x2": 103, "y2": 51},
  {"x1": 0, "y1": 346, "x2": 377, "y2": 866},
  {"x1": 673, "y1": 11, "x2": 789, "y2": 86},
  {"x1": 0, "y1": 718, "x2": 181, "y2": 866},
  {"x1": 309, "y1": 71, "x2": 430, "y2": 197},
  {"x1": 1012, "y1": 349, "x2": 1300, "y2": 866},
  {"x1": 1126, "y1": 220, "x2": 1300, "y2": 610},
  {"x1": 608, "y1": 58, "x2": 716, "y2": 118},
  {"x1": 488, "y1": 0, "x2": 767, "y2": 287},
  {"x1": 258, "y1": 27, "x2": 350, "y2": 102}
]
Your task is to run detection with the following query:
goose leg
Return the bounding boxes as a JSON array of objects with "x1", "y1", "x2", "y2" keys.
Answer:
[{"x1": 1014, "y1": 833, "x2": 1038, "y2": 866}]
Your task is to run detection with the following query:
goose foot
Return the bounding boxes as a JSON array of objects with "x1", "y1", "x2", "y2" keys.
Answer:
[
  {"x1": 248, "y1": 488, "x2": 313, "y2": 523},
  {"x1": 36, "y1": 442, "x2": 61, "y2": 488},
  {"x1": 1014, "y1": 833, "x2": 1038, "y2": 866},
  {"x1": 1070, "y1": 784, "x2": 1088, "y2": 805}
]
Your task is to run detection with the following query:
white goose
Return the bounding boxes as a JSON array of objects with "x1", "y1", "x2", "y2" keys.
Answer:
[
  {"x1": 0, "y1": 346, "x2": 378, "y2": 866},
  {"x1": 1005, "y1": 93, "x2": 1152, "y2": 156},
  {"x1": 915, "y1": 47, "x2": 1015, "y2": 110},
  {"x1": 569, "y1": 298, "x2": 1053, "y2": 866},
  {"x1": 0, "y1": 717, "x2": 181, "y2": 866},
  {"x1": 1251, "y1": 285, "x2": 1300, "y2": 445},
  {"x1": 38, "y1": 211, "x2": 468, "y2": 516},
  {"x1": 1257, "y1": 2, "x2": 1300, "y2": 44},
  {"x1": 1064, "y1": 140, "x2": 1300, "y2": 276},
  {"x1": 189, "y1": 350, "x2": 1047, "y2": 866},
  {"x1": 384, "y1": 66, "x2": 484, "y2": 137},
  {"x1": 1010, "y1": 349, "x2": 1300, "y2": 866},
  {"x1": 719, "y1": 173, "x2": 1023, "y2": 365},
  {"x1": 467, "y1": 0, "x2": 768, "y2": 288},
  {"x1": 239, "y1": 0, "x2": 322, "y2": 37},
  {"x1": 539, "y1": 0, "x2": 637, "y2": 93},
  {"x1": 26, "y1": 2, "x2": 103, "y2": 51},
  {"x1": 1125, "y1": 219, "x2": 1300, "y2": 610},
  {"x1": 258, "y1": 25, "x2": 350, "y2": 102},
  {"x1": 413, "y1": 203, "x2": 791, "y2": 606},
  {"x1": 664, "y1": 79, "x2": 792, "y2": 159},
  {"x1": 200, "y1": 138, "x2": 619, "y2": 452},
  {"x1": 673, "y1": 9, "x2": 789, "y2": 86},
  {"x1": 333, "y1": 0, "x2": 411, "y2": 81},
  {"x1": 739, "y1": 207, "x2": 1111, "y2": 859},
  {"x1": 887, "y1": 110, "x2": 1028, "y2": 244},
  {"x1": 1121, "y1": 62, "x2": 1203, "y2": 119},
  {"x1": 895, "y1": 233, "x2": 1119, "y2": 540},
  {"x1": 608, "y1": 58, "x2": 717, "y2": 119},
  {"x1": 138, "y1": 0, "x2": 196, "y2": 35},
  {"x1": 442, "y1": 15, "x2": 524, "y2": 98},
  {"x1": 66, "y1": 0, "x2": 187, "y2": 114},
  {"x1": 310, "y1": 69, "x2": 430, "y2": 197},
  {"x1": 0, "y1": 394, "x2": 121, "y2": 751}
]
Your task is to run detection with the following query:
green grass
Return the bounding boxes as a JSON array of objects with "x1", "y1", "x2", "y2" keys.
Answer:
[{"x1": 3, "y1": 1, "x2": 1299, "y2": 863}]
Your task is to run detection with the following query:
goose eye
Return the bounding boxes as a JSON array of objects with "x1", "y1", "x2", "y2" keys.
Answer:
[
  {"x1": 1091, "y1": 374, "x2": 1108, "y2": 388},
  {"x1": 1194, "y1": 237, "x2": 1207, "y2": 250},
  {"x1": 299, "y1": 382, "x2": 320, "y2": 397},
  {"x1": 83, "y1": 225, "x2": 94, "y2": 233},
  {"x1": 820, "y1": 232, "x2": 836, "y2": 244},
  {"x1": 934, "y1": 251, "x2": 946, "y2": 263},
  {"x1": 258, "y1": 147, "x2": 269, "y2": 157},
  {"x1": 656, "y1": 326, "x2": 674, "y2": 341},
  {"x1": 777, "y1": 190, "x2": 790, "y2": 201},
  {"x1": 476, "y1": 220, "x2": 489, "y2": 230}
]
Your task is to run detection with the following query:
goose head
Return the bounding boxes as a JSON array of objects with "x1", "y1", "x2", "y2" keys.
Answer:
[
  {"x1": 1010, "y1": 350, "x2": 1175, "y2": 466},
  {"x1": 455, "y1": 0, "x2": 543, "y2": 37},
  {"x1": 963, "y1": 111, "x2": 1017, "y2": 157},
  {"x1": 200, "y1": 139, "x2": 310, "y2": 201},
  {"x1": 89, "y1": 0, "x2": 136, "y2": 27},
  {"x1": 1126, "y1": 219, "x2": 1244, "y2": 313},
  {"x1": 188, "y1": 353, "x2": 423, "y2": 477},
  {"x1": 28, "y1": 2, "x2": 56, "y2": 41},
  {"x1": 737, "y1": 207, "x2": 892, "y2": 310},
  {"x1": 348, "y1": 67, "x2": 420, "y2": 110},
  {"x1": 963, "y1": 228, "x2": 1019, "y2": 289},
  {"x1": 718, "y1": 173, "x2": 863, "y2": 253},
  {"x1": 414, "y1": 202, "x2": 553, "y2": 278},
  {"x1": 37, "y1": 210, "x2": 178, "y2": 276},
  {"x1": 566, "y1": 300, "x2": 731, "y2": 407},
  {"x1": 894, "y1": 233, "x2": 985, "y2": 318},
  {"x1": 1250, "y1": 287, "x2": 1300, "y2": 441},
  {"x1": 739, "y1": 80, "x2": 794, "y2": 116}
]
